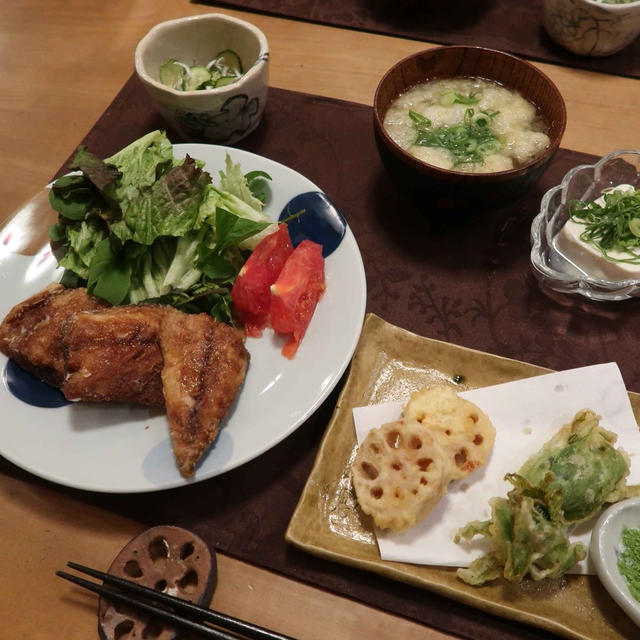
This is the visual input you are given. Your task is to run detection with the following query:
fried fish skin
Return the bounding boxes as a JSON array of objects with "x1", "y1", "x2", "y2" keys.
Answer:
[
  {"x1": 159, "y1": 307, "x2": 249, "y2": 478},
  {"x1": 61, "y1": 304, "x2": 166, "y2": 405},
  {"x1": 0, "y1": 284, "x2": 109, "y2": 387}
]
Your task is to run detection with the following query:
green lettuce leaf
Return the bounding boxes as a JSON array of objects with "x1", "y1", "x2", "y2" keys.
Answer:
[
  {"x1": 57, "y1": 219, "x2": 108, "y2": 278},
  {"x1": 48, "y1": 131, "x2": 270, "y2": 323},
  {"x1": 121, "y1": 155, "x2": 211, "y2": 245},
  {"x1": 104, "y1": 129, "x2": 173, "y2": 203},
  {"x1": 218, "y1": 153, "x2": 267, "y2": 211}
]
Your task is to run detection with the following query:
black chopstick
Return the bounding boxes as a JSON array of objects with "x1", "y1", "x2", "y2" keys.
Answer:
[{"x1": 57, "y1": 561, "x2": 296, "y2": 640}]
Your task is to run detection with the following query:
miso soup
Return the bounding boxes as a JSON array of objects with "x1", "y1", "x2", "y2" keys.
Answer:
[{"x1": 383, "y1": 77, "x2": 550, "y2": 173}]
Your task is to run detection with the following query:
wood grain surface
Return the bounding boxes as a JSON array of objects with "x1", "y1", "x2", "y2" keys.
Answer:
[
  {"x1": 2, "y1": 0, "x2": 639, "y2": 226},
  {"x1": 1, "y1": 1, "x2": 639, "y2": 639}
]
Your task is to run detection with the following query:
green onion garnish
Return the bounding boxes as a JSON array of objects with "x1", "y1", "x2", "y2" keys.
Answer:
[
  {"x1": 439, "y1": 90, "x2": 481, "y2": 106},
  {"x1": 568, "y1": 188, "x2": 640, "y2": 263},
  {"x1": 409, "y1": 107, "x2": 502, "y2": 166}
]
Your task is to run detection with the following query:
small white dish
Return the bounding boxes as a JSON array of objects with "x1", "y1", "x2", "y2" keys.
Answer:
[
  {"x1": 591, "y1": 497, "x2": 640, "y2": 627},
  {"x1": 530, "y1": 149, "x2": 640, "y2": 301}
]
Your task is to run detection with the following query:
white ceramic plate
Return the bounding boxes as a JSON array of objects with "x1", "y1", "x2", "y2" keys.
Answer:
[
  {"x1": 0, "y1": 144, "x2": 366, "y2": 493},
  {"x1": 591, "y1": 497, "x2": 640, "y2": 628}
]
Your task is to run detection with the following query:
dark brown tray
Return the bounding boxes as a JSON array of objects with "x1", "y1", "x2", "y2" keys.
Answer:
[
  {"x1": 3, "y1": 74, "x2": 639, "y2": 640},
  {"x1": 202, "y1": 0, "x2": 640, "y2": 78}
]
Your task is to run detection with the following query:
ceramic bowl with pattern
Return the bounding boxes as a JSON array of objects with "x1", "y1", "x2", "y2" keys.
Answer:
[
  {"x1": 135, "y1": 13, "x2": 269, "y2": 145},
  {"x1": 543, "y1": 0, "x2": 640, "y2": 57},
  {"x1": 373, "y1": 46, "x2": 566, "y2": 213}
]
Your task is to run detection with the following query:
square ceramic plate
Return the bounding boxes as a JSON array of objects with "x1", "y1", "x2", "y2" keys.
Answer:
[{"x1": 286, "y1": 313, "x2": 640, "y2": 640}]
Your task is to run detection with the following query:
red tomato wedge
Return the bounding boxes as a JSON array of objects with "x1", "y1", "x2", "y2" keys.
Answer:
[
  {"x1": 270, "y1": 239, "x2": 325, "y2": 359},
  {"x1": 231, "y1": 224, "x2": 293, "y2": 336}
]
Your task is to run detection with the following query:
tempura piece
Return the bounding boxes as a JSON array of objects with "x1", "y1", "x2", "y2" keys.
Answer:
[
  {"x1": 518, "y1": 409, "x2": 636, "y2": 523},
  {"x1": 352, "y1": 386, "x2": 496, "y2": 532},
  {"x1": 351, "y1": 419, "x2": 450, "y2": 531},
  {"x1": 404, "y1": 387, "x2": 496, "y2": 479},
  {"x1": 455, "y1": 474, "x2": 587, "y2": 585},
  {"x1": 455, "y1": 409, "x2": 640, "y2": 586}
]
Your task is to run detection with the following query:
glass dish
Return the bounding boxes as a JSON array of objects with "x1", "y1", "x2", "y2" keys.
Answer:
[{"x1": 530, "y1": 150, "x2": 640, "y2": 302}]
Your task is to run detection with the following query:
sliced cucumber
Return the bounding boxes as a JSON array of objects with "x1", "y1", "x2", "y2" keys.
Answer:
[
  {"x1": 210, "y1": 49, "x2": 243, "y2": 76},
  {"x1": 159, "y1": 49, "x2": 244, "y2": 92},
  {"x1": 158, "y1": 59, "x2": 187, "y2": 90},
  {"x1": 185, "y1": 66, "x2": 212, "y2": 91},
  {"x1": 214, "y1": 75, "x2": 239, "y2": 88}
]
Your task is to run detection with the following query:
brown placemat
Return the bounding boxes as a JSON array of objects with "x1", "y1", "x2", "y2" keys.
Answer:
[
  {"x1": 198, "y1": 0, "x2": 640, "y2": 78},
  {"x1": 286, "y1": 314, "x2": 640, "y2": 640},
  {"x1": 8, "y1": 75, "x2": 638, "y2": 640}
]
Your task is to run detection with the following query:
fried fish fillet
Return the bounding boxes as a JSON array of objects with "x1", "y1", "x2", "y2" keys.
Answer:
[
  {"x1": 1, "y1": 284, "x2": 250, "y2": 478},
  {"x1": 0, "y1": 283, "x2": 108, "y2": 387},
  {"x1": 159, "y1": 307, "x2": 249, "y2": 477},
  {"x1": 61, "y1": 305, "x2": 166, "y2": 406}
]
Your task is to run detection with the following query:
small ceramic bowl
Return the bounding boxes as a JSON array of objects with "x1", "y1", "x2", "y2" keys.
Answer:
[
  {"x1": 135, "y1": 13, "x2": 269, "y2": 145},
  {"x1": 591, "y1": 497, "x2": 640, "y2": 628},
  {"x1": 530, "y1": 150, "x2": 640, "y2": 301},
  {"x1": 543, "y1": 0, "x2": 640, "y2": 57},
  {"x1": 373, "y1": 46, "x2": 566, "y2": 212}
]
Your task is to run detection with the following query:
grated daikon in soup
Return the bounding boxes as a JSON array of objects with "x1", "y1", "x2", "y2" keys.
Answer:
[{"x1": 383, "y1": 77, "x2": 550, "y2": 173}]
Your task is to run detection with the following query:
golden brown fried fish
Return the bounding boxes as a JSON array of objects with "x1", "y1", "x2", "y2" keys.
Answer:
[
  {"x1": 1, "y1": 284, "x2": 250, "y2": 478},
  {"x1": 61, "y1": 305, "x2": 166, "y2": 406},
  {"x1": 159, "y1": 307, "x2": 249, "y2": 477},
  {"x1": 0, "y1": 284, "x2": 108, "y2": 387}
]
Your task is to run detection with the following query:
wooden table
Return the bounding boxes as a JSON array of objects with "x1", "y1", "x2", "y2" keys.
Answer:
[{"x1": 1, "y1": 1, "x2": 639, "y2": 638}]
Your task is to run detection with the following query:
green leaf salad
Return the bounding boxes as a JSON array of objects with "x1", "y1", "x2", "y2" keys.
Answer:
[{"x1": 48, "y1": 130, "x2": 276, "y2": 323}]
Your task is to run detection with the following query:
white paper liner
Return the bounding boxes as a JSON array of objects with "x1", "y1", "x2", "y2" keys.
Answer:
[{"x1": 352, "y1": 362, "x2": 640, "y2": 574}]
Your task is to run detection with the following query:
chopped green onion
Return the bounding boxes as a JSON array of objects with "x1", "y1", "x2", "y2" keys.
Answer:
[
  {"x1": 478, "y1": 139, "x2": 501, "y2": 155},
  {"x1": 409, "y1": 111, "x2": 432, "y2": 128},
  {"x1": 440, "y1": 89, "x2": 481, "y2": 106},
  {"x1": 409, "y1": 107, "x2": 502, "y2": 166},
  {"x1": 440, "y1": 90, "x2": 456, "y2": 107},
  {"x1": 471, "y1": 112, "x2": 492, "y2": 128},
  {"x1": 568, "y1": 188, "x2": 640, "y2": 264}
]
